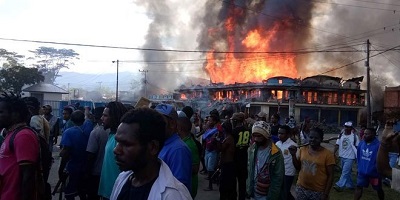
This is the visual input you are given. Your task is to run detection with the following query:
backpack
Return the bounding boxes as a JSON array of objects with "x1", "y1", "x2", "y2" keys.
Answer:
[{"x1": 9, "y1": 126, "x2": 52, "y2": 200}]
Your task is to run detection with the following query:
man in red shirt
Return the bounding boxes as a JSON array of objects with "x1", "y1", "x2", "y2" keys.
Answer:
[{"x1": 0, "y1": 93, "x2": 40, "y2": 200}]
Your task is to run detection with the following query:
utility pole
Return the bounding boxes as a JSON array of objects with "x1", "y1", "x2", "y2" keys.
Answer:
[
  {"x1": 366, "y1": 40, "x2": 371, "y2": 127},
  {"x1": 67, "y1": 83, "x2": 70, "y2": 104},
  {"x1": 139, "y1": 69, "x2": 149, "y2": 98},
  {"x1": 112, "y1": 60, "x2": 119, "y2": 101}
]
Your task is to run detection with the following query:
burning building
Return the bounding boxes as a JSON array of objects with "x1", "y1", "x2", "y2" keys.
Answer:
[{"x1": 176, "y1": 75, "x2": 366, "y2": 126}]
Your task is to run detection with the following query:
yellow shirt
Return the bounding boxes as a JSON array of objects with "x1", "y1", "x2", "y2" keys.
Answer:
[{"x1": 297, "y1": 146, "x2": 335, "y2": 192}]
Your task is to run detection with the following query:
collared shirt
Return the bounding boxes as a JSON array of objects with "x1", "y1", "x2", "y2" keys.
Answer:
[
  {"x1": 110, "y1": 160, "x2": 192, "y2": 200},
  {"x1": 276, "y1": 138, "x2": 297, "y2": 176},
  {"x1": 159, "y1": 134, "x2": 192, "y2": 192}
]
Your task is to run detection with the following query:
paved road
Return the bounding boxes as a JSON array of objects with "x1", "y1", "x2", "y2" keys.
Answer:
[{"x1": 49, "y1": 134, "x2": 340, "y2": 200}]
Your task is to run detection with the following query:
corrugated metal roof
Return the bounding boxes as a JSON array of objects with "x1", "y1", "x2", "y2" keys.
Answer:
[{"x1": 23, "y1": 83, "x2": 68, "y2": 94}]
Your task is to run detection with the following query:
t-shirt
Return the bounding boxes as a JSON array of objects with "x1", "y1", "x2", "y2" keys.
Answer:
[
  {"x1": 183, "y1": 136, "x2": 199, "y2": 197},
  {"x1": 270, "y1": 124, "x2": 280, "y2": 136},
  {"x1": 336, "y1": 133, "x2": 359, "y2": 159},
  {"x1": 297, "y1": 146, "x2": 336, "y2": 192},
  {"x1": 98, "y1": 133, "x2": 121, "y2": 199},
  {"x1": 233, "y1": 126, "x2": 250, "y2": 169},
  {"x1": 44, "y1": 114, "x2": 58, "y2": 136},
  {"x1": 254, "y1": 147, "x2": 270, "y2": 200},
  {"x1": 86, "y1": 125, "x2": 110, "y2": 176},
  {"x1": 276, "y1": 138, "x2": 297, "y2": 176},
  {"x1": 0, "y1": 128, "x2": 39, "y2": 200},
  {"x1": 82, "y1": 119, "x2": 94, "y2": 138},
  {"x1": 63, "y1": 119, "x2": 75, "y2": 133},
  {"x1": 30, "y1": 115, "x2": 50, "y2": 143},
  {"x1": 357, "y1": 138, "x2": 380, "y2": 177},
  {"x1": 116, "y1": 176, "x2": 157, "y2": 200},
  {"x1": 159, "y1": 134, "x2": 192, "y2": 192},
  {"x1": 60, "y1": 126, "x2": 89, "y2": 173}
]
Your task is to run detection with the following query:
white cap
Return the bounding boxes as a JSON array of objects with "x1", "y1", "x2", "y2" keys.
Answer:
[{"x1": 344, "y1": 121, "x2": 353, "y2": 127}]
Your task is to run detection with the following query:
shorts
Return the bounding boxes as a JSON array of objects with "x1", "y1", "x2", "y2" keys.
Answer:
[
  {"x1": 205, "y1": 150, "x2": 217, "y2": 171},
  {"x1": 356, "y1": 174, "x2": 382, "y2": 190}
]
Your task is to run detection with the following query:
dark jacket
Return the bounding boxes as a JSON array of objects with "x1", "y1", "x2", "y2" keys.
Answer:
[{"x1": 246, "y1": 142, "x2": 285, "y2": 200}]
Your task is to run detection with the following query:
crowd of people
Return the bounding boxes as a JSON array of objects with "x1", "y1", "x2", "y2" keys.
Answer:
[{"x1": 0, "y1": 92, "x2": 400, "y2": 200}]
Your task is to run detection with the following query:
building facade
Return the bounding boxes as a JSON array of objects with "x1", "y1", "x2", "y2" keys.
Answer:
[{"x1": 176, "y1": 75, "x2": 366, "y2": 126}]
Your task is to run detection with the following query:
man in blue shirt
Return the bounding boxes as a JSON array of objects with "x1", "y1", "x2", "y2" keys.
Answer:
[
  {"x1": 59, "y1": 110, "x2": 90, "y2": 200},
  {"x1": 354, "y1": 128, "x2": 384, "y2": 200},
  {"x1": 156, "y1": 104, "x2": 192, "y2": 192}
]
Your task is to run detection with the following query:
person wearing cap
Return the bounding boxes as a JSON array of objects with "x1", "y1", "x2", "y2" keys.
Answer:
[
  {"x1": 289, "y1": 128, "x2": 335, "y2": 200},
  {"x1": 231, "y1": 112, "x2": 250, "y2": 200},
  {"x1": 256, "y1": 111, "x2": 267, "y2": 122},
  {"x1": 155, "y1": 104, "x2": 192, "y2": 192},
  {"x1": 246, "y1": 121, "x2": 284, "y2": 200},
  {"x1": 333, "y1": 121, "x2": 360, "y2": 191},
  {"x1": 43, "y1": 104, "x2": 60, "y2": 152}
]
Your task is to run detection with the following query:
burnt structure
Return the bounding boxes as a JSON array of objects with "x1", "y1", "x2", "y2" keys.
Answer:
[{"x1": 176, "y1": 75, "x2": 366, "y2": 126}]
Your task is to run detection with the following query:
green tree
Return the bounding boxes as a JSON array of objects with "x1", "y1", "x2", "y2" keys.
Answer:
[
  {"x1": 0, "y1": 48, "x2": 24, "y2": 67},
  {"x1": 29, "y1": 47, "x2": 79, "y2": 84},
  {"x1": 0, "y1": 65, "x2": 44, "y2": 94}
]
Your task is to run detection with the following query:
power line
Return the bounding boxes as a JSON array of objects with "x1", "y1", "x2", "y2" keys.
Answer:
[
  {"x1": 2, "y1": 37, "x2": 393, "y2": 54},
  {"x1": 344, "y1": 0, "x2": 400, "y2": 7},
  {"x1": 309, "y1": 0, "x2": 398, "y2": 12},
  {"x1": 319, "y1": 43, "x2": 400, "y2": 75}
]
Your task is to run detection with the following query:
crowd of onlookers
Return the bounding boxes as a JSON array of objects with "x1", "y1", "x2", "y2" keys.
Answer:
[{"x1": 0, "y1": 92, "x2": 400, "y2": 200}]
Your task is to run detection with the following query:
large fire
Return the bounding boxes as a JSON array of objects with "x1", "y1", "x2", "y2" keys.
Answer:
[{"x1": 205, "y1": 7, "x2": 298, "y2": 84}]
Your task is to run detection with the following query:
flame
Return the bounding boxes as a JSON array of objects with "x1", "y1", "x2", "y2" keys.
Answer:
[
  {"x1": 205, "y1": 13, "x2": 298, "y2": 84},
  {"x1": 180, "y1": 94, "x2": 187, "y2": 100}
]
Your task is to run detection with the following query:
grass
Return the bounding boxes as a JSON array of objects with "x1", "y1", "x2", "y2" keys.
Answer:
[{"x1": 328, "y1": 167, "x2": 399, "y2": 200}]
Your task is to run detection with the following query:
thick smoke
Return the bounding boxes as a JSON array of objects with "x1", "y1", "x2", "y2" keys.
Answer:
[
  {"x1": 135, "y1": 0, "x2": 207, "y2": 97},
  {"x1": 308, "y1": 1, "x2": 400, "y2": 111}
]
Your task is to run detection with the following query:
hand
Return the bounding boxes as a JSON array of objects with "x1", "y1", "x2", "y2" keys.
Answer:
[
  {"x1": 381, "y1": 120, "x2": 400, "y2": 151},
  {"x1": 288, "y1": 145, "x2": 297, "y2": 156}
]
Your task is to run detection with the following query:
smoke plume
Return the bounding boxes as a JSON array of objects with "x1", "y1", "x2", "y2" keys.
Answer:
[{"x1": 135, "y1": 0, "x2": 206, "y2": 97}]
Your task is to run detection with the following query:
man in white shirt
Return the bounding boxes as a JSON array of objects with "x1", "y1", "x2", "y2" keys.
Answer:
[
  {"x1": 110, "y1": 107, "x2": 192, "y2": 200},
  {"x1": 333, "y1": 121, "x2": 360, "y2": 191},
  {"x1": 276, "y1": 125, "x2": 297, "y2": 200}
]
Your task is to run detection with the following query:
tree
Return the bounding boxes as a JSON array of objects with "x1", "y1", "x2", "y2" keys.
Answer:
[
  {"x1": 0, "y1": 65, "x2": 44, "y2": 94},
  {"x1": 0, "y1": 48, "x2": 24, "y2": 67},
  {"x1": 29, "y1": 47, "x2": 79, "y2": 84}
]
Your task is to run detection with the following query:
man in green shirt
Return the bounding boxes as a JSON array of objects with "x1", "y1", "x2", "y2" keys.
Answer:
[{"x1": 177, "y1": 116, "x2": 200, "y2": 198}]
